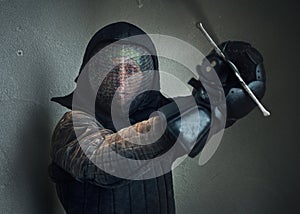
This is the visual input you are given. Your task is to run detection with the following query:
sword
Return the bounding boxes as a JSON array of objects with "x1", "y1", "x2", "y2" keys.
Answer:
[{"x1": 197, "y1": 22, "x2": 271, "y2": 117}]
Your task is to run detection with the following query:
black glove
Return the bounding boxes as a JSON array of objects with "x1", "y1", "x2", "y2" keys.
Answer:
[
  {"x1": 157, "y1": 41, "x2": 267, "y2": 158},
  {"x1": 157, "y1": 96, "x2": 211, "y2": 158},
  {"x1": 190, "y1": 40, "x2": 266, "y2": 127}
]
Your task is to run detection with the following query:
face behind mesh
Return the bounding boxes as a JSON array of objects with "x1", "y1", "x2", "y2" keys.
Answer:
[{"x1": 88, "y1": 42, "x2": 156, "y2": 114}]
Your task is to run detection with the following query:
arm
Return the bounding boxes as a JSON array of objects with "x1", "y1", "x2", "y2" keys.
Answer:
[{"x1": 50, "y1": 110, "x2": 176, "y2": 188}]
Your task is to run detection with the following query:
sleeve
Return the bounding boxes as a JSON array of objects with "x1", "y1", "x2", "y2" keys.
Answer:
[{"x1": 50, "y1": 110, "x2": 176, "y2": 188}]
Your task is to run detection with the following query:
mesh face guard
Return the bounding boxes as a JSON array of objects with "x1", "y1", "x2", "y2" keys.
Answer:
[{"x1": 88, "y1": 42, "x2": 156, "y2": 115}]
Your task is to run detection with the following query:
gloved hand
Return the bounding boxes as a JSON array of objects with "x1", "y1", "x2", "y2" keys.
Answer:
[
  {"x1": 155, "y1": 41, "x2": 267, "y2": 158},
  {"x1": 190, "y1": 41, "x2": 266, "y2": 127},
  {"x1": 156, "y1": 95, "x2": 211, "y2": 158}
]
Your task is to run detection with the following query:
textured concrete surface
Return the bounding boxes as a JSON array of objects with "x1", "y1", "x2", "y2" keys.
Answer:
[{"x1": 0, "y1": 0, "x2": 299, "y2": 213}]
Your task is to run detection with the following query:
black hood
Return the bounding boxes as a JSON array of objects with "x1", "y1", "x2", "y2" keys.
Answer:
[{"x1": 51, "y1": 22, "x2": 166, "y2": 129}]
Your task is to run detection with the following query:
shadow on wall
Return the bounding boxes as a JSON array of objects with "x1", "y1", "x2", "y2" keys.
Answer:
[{"x1": 13, "y1": 64, "x2": 59, "y2": 214}]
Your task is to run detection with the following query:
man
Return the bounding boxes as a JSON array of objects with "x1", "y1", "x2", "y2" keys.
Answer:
[{"x1": 48, "y1": 22, "x2": 266, "y2": 213}]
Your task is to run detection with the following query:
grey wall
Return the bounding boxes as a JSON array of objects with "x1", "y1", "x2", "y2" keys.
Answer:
[{"x1": 1, "y1": 0, "x2": 299, "y2": 213}]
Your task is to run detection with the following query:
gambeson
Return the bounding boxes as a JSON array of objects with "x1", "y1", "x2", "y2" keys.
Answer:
[{"x1": 49, "y1": 22, "x2": 178, "y2": 214}]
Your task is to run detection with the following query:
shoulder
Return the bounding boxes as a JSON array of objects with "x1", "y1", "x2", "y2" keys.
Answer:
[
  {"x1": 52, "y1": 110, "x2": 102, "y2": 141},
  {"x1": 57, "y1": 110, "x2": 100, "y2": 127}
]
